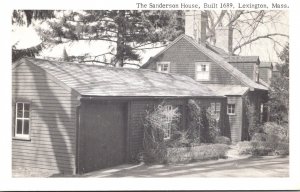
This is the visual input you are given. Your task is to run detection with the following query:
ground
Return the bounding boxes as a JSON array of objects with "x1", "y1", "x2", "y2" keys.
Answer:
[
  {"x1": 13, "y1": 155, "x2": 288, "y2": 177},
  {"x1": 82, "y1": 156, "x2": 288, "y2": 177}
]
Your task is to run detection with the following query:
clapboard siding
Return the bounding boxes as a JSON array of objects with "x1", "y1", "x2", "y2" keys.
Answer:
[
  {"x1": 143, "y1": 37, "x2": 242, "y2": 85},
  {"x1": 128, "y1": 97, "x2": 226, "y2": 160},
  {"x1": 227, "y1": 96, "x2": 243, "y2": 143},
  {"x1": 12, "y1": 142, "x2": 75, "y2": 154},
  {"x1": 230, "y1": 62, "x2": 256, "y2": 81},
  {"x1": 12, "y1": 62, "x2": 78, "y2": 174}
]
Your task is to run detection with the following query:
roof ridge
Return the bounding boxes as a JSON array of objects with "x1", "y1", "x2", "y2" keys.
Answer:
[
  {"x1": 24, "y1": 57, "x2": 198, "y2": 82},
  {"x1": 185, "y1": 35, "x2": 266, "y2": 90},
  {"x1": 142, "y1": 34, "x2": 267, "y2": 90},
  {"x1": 17, "y1": 57, "x2": 221, "y2": 97}
]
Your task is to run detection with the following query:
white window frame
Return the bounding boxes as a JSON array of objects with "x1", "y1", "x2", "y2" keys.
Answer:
[
  {"x1": 157, "y1": 62, "x2": 170, "y2": 73},
  {"x1": 195, "y1": 62, "x2": 210, "y2": 81},
  {"x1": 227, "y1": 104, "x2": 235, "y2": 115},
  {"x1": 15, "y1": 102, "x2": 31, "y2": 140},
  {"x1": 163, "y1": 105, "x2": 173, "y2": 140},
  {"x1": 210, "y1": 102, "x2": 221, "y2": 115}
]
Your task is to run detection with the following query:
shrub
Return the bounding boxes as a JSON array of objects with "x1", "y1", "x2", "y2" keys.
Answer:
[
  {"x1": 214, "y1": 136, "x2": 231, "y2": 145},
  {"x1": 274, "y1": 142, "x2": 289, "y2": 156},
  {"x1": 236, "y1": 141, "x2": 252, "y2": 155},
  {"x1": 187, "y1": 99, "x2": 220, "y2": 144},
  {"x1": 250, "y1": 141, "x2": 273, "y2": 156},
  {"x1": 262, "y1": 122, "x2": 289, "y2": 141},
  {"x1": 165, "y1": 144, "x2": 229, "y2": 164},
  {"x1": 143, "y1": 103, "x2": 181, "y2": 164},
  {"x1": 251, "y1": 133, "x2": 267, "y2": 142},
  {"x1": 191, "y1": 144, "x2": 229, "y2": 161}
]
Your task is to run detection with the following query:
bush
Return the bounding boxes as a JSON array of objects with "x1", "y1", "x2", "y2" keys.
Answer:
[
  {"x1": 251, "y1": 133, "x2": 267, "y2": 142},
  {"x1": 262, "y1": 122, "x2": 289, "y2": 141},
  {"x1": 274, "y1": 142, "x2": 289, "y2": 156},
  {"x1": 187, "y1": 99, "x2": 220, "y2": 144},
  {"x1": 143, "y1": 103, "x2": 181, "y2": 164},
  {"x1": 191, "y1": 144, "x2": 229, "y2": 161},
  {"x1": 236, "y1": 141, "x2": 252, "y2": 155},
  {"x1": 250, "y1": 141, "x2": 273, "y2": 156},
  {"x1": 214, "y1": 136, "x2": 231, "y2": 145},
  {"x1": 165, "y1": 144, "x2": 229, "y2": 164}
]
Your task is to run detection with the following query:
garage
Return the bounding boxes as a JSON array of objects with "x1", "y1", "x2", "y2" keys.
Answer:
[{"x1": 77, "y1": 101, "x2": 127, "y2": 173}]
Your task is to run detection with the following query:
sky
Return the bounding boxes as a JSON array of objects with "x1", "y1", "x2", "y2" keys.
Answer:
[{"x1": 12, "y1": 10, "x2": 289, "y2": 67}]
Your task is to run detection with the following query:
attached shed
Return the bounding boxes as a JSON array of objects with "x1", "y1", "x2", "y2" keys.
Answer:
[{"x1": 12, "y1": 58, "x2": 225, "y2": 174}]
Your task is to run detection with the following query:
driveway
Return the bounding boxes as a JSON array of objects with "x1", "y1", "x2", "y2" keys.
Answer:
[{"x1": 83, "y1": 156, "x2": 289, "y2": 177}]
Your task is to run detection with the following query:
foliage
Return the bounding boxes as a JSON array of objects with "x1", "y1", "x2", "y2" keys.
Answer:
[
  {"x1": 262, "y1": 122, "x2": 288, "y2": 141},
  {"x1": 274, "y1": 142, "x2": 289, "y2": 156},
  {"x1": 268, "y1": 43, "x2": 289, "y2": 124},
  {"x1": 236, "y1": 141, "x2": 252, "y2": 155},
  {"x1": 186, "y1": 99, "x2": 202, "y2": 143},
  {"x1": 214, "y1": 136, "x2": 231, "y2": 145},
  {"x1": 166, "y1": 144, "x2": 229, "y2": 164},
  {"x1": 244, "y1": 96, "x2": 263, "y2": 138},
  {"x1": 206, "y1": 106, "x2": 221, "y2": 142},
  {"x1": 12, "y1": 10, "x2": 55, "y2": 26},
  {"x1": 12, "y1": 10, "x2": 55, "y2": 61},
  {"x1": 143, "y1": 103, "x2": 181, "y2": 164},
  {"x1": 237, "y1": 122, "x2": 289, "y2": 156},
  {"x1": 35, "y1": 10, "x2": 184, "y2": 66},
  {"x1": 251, "y1": 133, "x2": 267, "y2": 142},
  {"x1": 250, "y1": 141, "x2": 273, "y2": 156},
  {"x1": 187, "y1": 99, "x2": 219, "y2": 144},
  {"x1": 200, "y1": 10, "x2": 289, "y2": 55}
]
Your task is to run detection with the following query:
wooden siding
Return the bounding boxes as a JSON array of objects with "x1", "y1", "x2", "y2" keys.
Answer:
[
  {"x1": 259, "y1": 67, "x2": 272, "y2": 84},
  {"x1": 127, "y1": 97, "x2": 227, "y2": 160},
  {"x1": 226, "y1": 96, "x2": 243, "y2": 143},
  {"x1": 77, "y1": 101, "x2": 127, "y2": 173},
  {"x1": 229, "y1": 62, "x2": 256, "y2": 81},
  {"x1": 12, "y1": 62, "x2": 79, "y2": 174},
  {"x1": 143, "y1": 37, "x2": 243, "y2": 85}
]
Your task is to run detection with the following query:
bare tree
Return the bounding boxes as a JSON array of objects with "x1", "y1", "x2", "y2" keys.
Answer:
[{"x1": 203, "y1": 10, "x2": 289, "y2": 55}]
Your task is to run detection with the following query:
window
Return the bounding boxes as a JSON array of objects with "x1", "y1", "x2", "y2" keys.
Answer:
[
  {"x1": 210, "y1": 102, "x2": 221, "y2": 115},
  {"x1": 157, "y1": 62, "x2": 170, "y2": 73},
  {"x1": 227, "y1": 104, "x2": 235, "y2": 115},
  {"x1": 210, "y1": 102, "x2": 221, "y2": 121},
  {"x1": 15, "y1": 102, "x2": 31, "y2": 139},
  {"x1": 195, "y1": 62, "x2": 210, "y2": 81},
  {"x1": 161, "y1": 105, "x2": 173, "y2": 140}
]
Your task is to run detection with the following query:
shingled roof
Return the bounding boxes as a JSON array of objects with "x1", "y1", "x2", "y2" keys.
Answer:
[
  {"x1": 14, "y1": 58, "x2": 221, "y2": 98},
  {"x1": 142, "y1": 34, "x2": 267, "y2": 91}
]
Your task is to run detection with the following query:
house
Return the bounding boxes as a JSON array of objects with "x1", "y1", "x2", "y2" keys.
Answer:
[
  {"x1": 12, "y1": 57, "x2": 226, "y2": 174},
  {"x1": 141, "y1": 34, "x2": 268, "y2": 142},
  {"x1": 259, "y1": 62, "x2": 274, "y2": 85}
]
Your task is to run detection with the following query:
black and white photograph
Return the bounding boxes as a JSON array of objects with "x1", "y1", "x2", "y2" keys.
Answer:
[{"x1": 1, "y1": 0, "x2": 299, "y2": 190}]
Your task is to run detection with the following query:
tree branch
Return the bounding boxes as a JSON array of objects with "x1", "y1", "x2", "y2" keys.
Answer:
[{"x1": 232, "y1": 33, "x2": 289, "y2": 53}]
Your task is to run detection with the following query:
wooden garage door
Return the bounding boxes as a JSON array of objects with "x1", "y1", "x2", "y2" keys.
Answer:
[{"x1": 78, "y1": 101, "x2": 127, "y2": 173}]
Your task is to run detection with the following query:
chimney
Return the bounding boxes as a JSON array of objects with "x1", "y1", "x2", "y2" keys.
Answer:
[
  {"x1": 184, "y1": 11, "x2": 207, "y2": 44},
  {"x1": 215, "y1": 24, "x2": 233, "y2": 54},
  {"x1": 200, "y1": 11, "x2": 207, "y2": 45}
]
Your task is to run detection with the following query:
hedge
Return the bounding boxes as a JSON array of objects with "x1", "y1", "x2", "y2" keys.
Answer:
[{"x1": 165, "y1": 144, "x2": 229, "y2": 164}]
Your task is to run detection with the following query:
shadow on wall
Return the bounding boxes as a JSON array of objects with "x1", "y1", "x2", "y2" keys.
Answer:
[{"x1": 31, "y1": 68, "x2": 76, "y2": 175}]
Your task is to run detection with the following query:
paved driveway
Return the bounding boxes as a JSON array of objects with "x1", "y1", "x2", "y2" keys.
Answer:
[{"x1": 83, "y1": 156, "x2": 289, "y2": 177}]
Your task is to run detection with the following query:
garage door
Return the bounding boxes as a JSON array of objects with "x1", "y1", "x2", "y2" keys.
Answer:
[{"x1": 78, "y1": 101, "x2": 127, "y2": 173}]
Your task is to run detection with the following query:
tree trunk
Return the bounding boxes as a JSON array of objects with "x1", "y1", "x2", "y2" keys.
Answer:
[{"x1": 115, "y1": 10, "x2": 126, "y2": 67}]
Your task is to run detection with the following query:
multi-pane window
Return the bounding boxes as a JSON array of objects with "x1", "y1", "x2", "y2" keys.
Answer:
[
  {"x1": 211, "y1": 102, "x2": 221, "y2": 116},
  {"x1": 15, "y1": 102, "x2": 30, "y2": 139},
  {"x1": 162, "y1": 105, "x2": 173, "y2": 140},
  {"x1": 227, "y1": 104, "x2": 235, "y2": 115},
  {"x1": 195, "y1": 62, "x2": 210, "y2": 81},
  {"x1": 157, "y1": 62, "x2": 170, "y2": 73}
]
